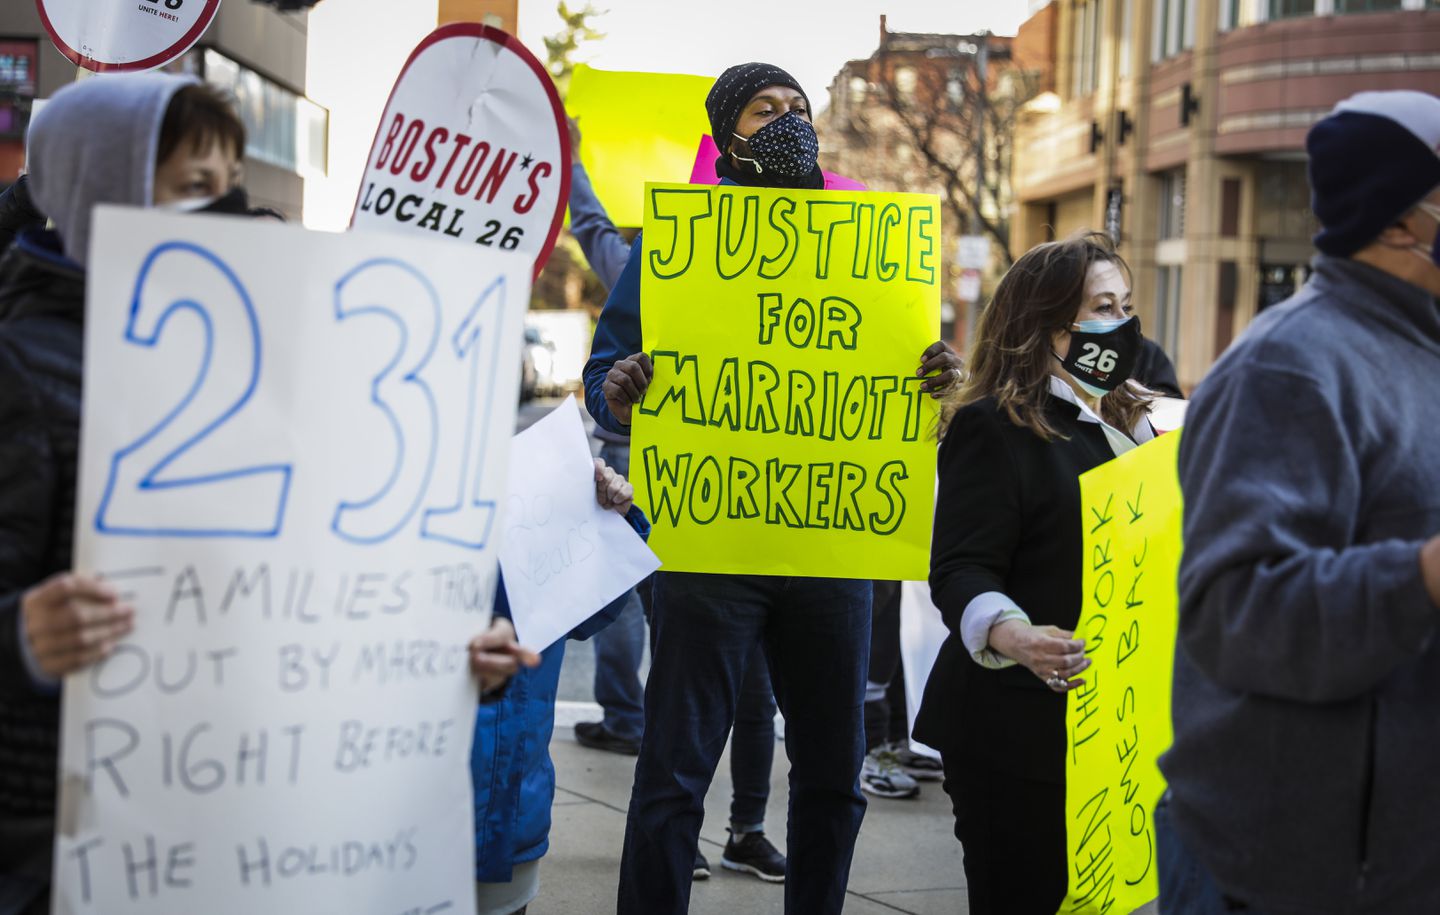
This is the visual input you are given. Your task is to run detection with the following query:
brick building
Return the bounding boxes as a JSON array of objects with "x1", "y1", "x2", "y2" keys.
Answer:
[{"x1": 1010, "y1": 0, "x2": 1440, "y2": 388}]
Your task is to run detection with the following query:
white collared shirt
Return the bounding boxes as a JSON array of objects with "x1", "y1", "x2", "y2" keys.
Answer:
[{"x1": 959, "y1": 380, "x2": 1155, "y2": 669}]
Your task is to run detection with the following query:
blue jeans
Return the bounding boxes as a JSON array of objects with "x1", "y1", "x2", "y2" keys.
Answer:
[
  {"x1": 592, "y1": 588, "x2": 646, "y2": 740},
  {"x1": 1157, "y1": 794, "x2": 1269, "y2": 914},
  {"x1": 618, "y1": 572, "x2": 871, "y2": 915},
  {"x1": 731, "y1": 641, "x2": 776, "y2": 831},
  {"x1": 592, "y1": 441, "x2": 647, "y2": 741}
]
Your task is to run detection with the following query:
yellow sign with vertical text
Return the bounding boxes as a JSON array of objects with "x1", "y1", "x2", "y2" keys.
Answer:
[
  {"x1": 631, "y1": 182, "x2": 941, "y2": 579},
  {"x1": 1060, "y1": 430, "x2": 1184, "y2": 915}
]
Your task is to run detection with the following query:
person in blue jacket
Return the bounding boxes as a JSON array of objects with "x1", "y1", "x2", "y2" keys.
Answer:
[
  {"x1": 471, "y1": 458, "x2": 646, "y2": 915},
  {"x1": 566, "y1": 117, "x2": 787, "y2": 883},
  {"x1": 584, "y1": 63, "x2": 963, "y2": 915}
]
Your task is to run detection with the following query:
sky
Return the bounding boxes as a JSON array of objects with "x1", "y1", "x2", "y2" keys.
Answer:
[
  {"x1": 303, "y1": 0, "x2": 1033, "y2": 230},
  {"x1": 515, "y1": 0, "x2": 1035, "y2": 103}
]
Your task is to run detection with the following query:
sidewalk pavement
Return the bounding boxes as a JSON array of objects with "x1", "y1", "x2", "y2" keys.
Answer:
[{"x1": 531, "y1": 722, "x2": 967, "y2": 914}]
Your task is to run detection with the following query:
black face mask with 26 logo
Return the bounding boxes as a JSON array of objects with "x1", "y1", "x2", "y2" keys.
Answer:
[{"x1": 1056, "y1": 316, "x2": 1143, "y2": 398}]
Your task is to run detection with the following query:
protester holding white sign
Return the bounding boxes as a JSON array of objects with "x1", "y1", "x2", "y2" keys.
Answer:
[
  {"x1": 0, "y1": 73, "x2": 536, "y2": 915},
  {"x1": 62, "y1": 214, "x2": 527, "y2": 913},
  {"x1": 475, "y1": 450, "x2": 649, "y2": 915},
  {"x1": 0, "y1": 73, "x2": 239, "y2": 914}
]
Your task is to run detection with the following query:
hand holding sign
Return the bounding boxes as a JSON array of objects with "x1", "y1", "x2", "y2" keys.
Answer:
[
  {"x1": 602, "y1": 351, "x2": 653, "y2": 425},
  {"x1": 594, "y1": 459, "x2": 634, "y2": 515},
  {"x1": 989, "y1": 620, "x2": 1089, "y2": 690},
  {"x1": 917, "y1": 339, "x2": 963, "y2": 398},
  {"x1": 470, "y1": 618, "x2": 540, "y2": 694},
  {"x1": 21, "y1": 572, "x2": 135, "y2": 678}
]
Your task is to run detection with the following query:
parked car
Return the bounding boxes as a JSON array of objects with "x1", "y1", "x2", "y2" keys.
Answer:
[
  {"x1": 524, "y1": 324, "x2": 559, "y2": 397},
  {"x1": 519, "y1": 332, "x2": 538, "y2": 403}
]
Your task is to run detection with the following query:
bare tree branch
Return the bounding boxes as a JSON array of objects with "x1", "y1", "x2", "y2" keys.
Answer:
[{"x1": 843, "y1": 45, "x2": 1039, "y2": 267}]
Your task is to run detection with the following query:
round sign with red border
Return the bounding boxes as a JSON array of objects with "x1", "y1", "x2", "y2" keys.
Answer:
[
  {"x1": 351, "y1": 24, "x2": 571, "y2": 283},
  {"x1": 36, "y1": 0, "x2": 222, "y2": 73}
]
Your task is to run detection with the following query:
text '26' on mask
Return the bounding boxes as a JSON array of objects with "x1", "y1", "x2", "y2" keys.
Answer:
[{"x1": 1057, "y1": 316, "x2": 1143, "y2": 399}]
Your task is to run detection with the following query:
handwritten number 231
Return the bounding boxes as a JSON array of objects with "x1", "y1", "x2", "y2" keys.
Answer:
[{"x1": 94, "y1": 245, "x2": 505, "y2": 547}]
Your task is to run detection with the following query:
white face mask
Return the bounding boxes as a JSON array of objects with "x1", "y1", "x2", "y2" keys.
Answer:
[
  {"x1": 154, "y1": 194, "x2": 219, "y2": 213},
  {"x1": 1408, "y1": 201, "x2": 1440, "y2": 269}
]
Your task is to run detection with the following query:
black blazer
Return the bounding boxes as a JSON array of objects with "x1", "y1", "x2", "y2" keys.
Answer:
[{"x1": 914, "y1": 393, "x2": 1123, "y2": 783}]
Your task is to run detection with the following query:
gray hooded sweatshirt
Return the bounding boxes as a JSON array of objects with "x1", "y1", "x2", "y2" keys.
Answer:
[
  {"x1": 1163, "y1": 254, "x2": 1440, "y2": 913},
  {"x1": 27, "y1": 72, "x2": 195, "y2": 266}
]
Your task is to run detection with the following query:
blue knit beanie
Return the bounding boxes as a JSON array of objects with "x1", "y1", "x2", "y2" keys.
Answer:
[{"x1": 1307, "y1": 91, "x2": 1440, "y2": 256}]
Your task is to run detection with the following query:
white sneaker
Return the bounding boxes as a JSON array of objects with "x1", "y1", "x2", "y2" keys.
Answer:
[
  {"x1": 887, "y1": 741, "x2": 945, "y2": 782},
  {"x1": 860, "y1": 747, "x2": 920, "y2": 799}
]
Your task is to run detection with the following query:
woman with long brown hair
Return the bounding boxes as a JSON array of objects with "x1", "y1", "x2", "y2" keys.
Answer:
[{"x1": 913, "y1": 231, "x2": 1155, "y2": 913}]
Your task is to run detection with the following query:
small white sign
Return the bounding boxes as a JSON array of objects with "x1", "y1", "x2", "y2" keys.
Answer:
[
  {"x1": 957, "y1": 267, "x2": 983, "y2": 303},
  {"x1": 36, "y1": 0, "x2": 221, "y2": 72},
  {"x1": 955, "y1": 234, "x2": 990, "y2": 269},
  {"x1": 499, "y1": 397, "x2": 660, "y2": 652}
]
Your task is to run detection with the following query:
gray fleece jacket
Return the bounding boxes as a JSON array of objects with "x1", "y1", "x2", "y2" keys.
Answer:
[{"x1": 1162, "y1": 254, "x2": 1440, "y2": 914}]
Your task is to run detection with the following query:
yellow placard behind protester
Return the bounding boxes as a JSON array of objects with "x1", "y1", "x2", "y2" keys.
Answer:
[
  {"x1": 631, "y1": 182, "x2": 941, "y2": 579},
  {"x1": 565, "y1": 65, "x2": 713, "y2": 227},
  {"x1": 1060, "y1": 430, "x2": 1183, "y2": 914}
]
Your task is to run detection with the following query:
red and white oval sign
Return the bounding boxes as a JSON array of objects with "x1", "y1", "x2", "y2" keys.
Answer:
[
  {"x1": 351, "y1": 24, "x2": 571, "y2": 282},
  {"x1": 36, "y1": 0, "x2": 222, "y2": 73}
]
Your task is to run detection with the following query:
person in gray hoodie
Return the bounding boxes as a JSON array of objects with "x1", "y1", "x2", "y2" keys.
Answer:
[
  {"x1": 0, "y1": 71, "x2": 251, "y2": 915},
  {"x1": 1158, "y1": 90, "x2": 1440, "y2": 914}
]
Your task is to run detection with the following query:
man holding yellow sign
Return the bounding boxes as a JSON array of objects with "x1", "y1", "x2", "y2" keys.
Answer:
[{"x1": 582, "y1": 61, "x2": 956, "y2": 915}]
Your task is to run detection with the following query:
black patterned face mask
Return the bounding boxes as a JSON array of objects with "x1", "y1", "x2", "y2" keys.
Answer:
[{"x1": 732, "y1": 111, "x2": 819, "y2": 178}]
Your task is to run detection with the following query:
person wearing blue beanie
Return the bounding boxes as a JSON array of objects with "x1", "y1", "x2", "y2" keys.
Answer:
[{"x1": 1157, "y1": 90, "x2": 1440, "y2": 914}]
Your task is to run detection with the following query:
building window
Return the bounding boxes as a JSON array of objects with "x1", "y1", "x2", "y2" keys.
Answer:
[
  {"x1": 1073, "y1": 0, "x2": 1103, "y2": 96},
  {"x1": 1268, "y1": 0, "x2": 1316, "y2": 17},
  {"x1": 1152, "y1": 0, "x2": 1194, "y2": 60},
  {"x1": 202, "y1": 48, "x2": 328, "y2": 178},
  {"x1": 1156, "y1": 265, "x2": 1183, "y2": 360},
  {"x1": 1221, "y1": 0, "x2": 1241, "y2": 28},
  {"x1": 0, "y1": 39, "x2": 37, "y2": 140},
  {"x1": 895, "y1": 66, "x2": 917, "y2": 99},
  {"x1": 1335, "y1": 0, "x2": 1402, "y2": 9},
  {"x1": 1159, "y1": 169, "x2": 1187, "y2": 239}
]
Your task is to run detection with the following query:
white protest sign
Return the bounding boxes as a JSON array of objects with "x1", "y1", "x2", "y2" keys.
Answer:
[
  {"x1": 352, "y1": 23, "x2": 571, "y2": 282},
  {"x1": 36, "y1": 0, "x2": 221, "y2": 73},
  {"x1": 898, "y1": 579, "x2": 947, "y2": 760},
  {"x1": 499, "y1": 397, "x2": 660, "y2": 652},
  {"x1": 56, "y1": 207, "x2": 529, "y2": 915},
  {"x1": 955, "y1": 234, "x2": 990, "y2": 269}
]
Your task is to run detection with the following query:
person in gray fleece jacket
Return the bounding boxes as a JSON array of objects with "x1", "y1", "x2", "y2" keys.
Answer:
[{"x1": 1158, "y1": 90, "x2": 1440, "y2": 914}]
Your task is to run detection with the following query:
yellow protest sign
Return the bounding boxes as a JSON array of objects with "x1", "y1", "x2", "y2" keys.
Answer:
[
  {"x1": 631, "y1": 182, "x2": 941, "y2": 579},
  {"x1": 1061, "y1": 430, "x2": 1184, "y2": 915},
  {"x1": 565, "y1": 64, "x2": 713, "y2": 227}
]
